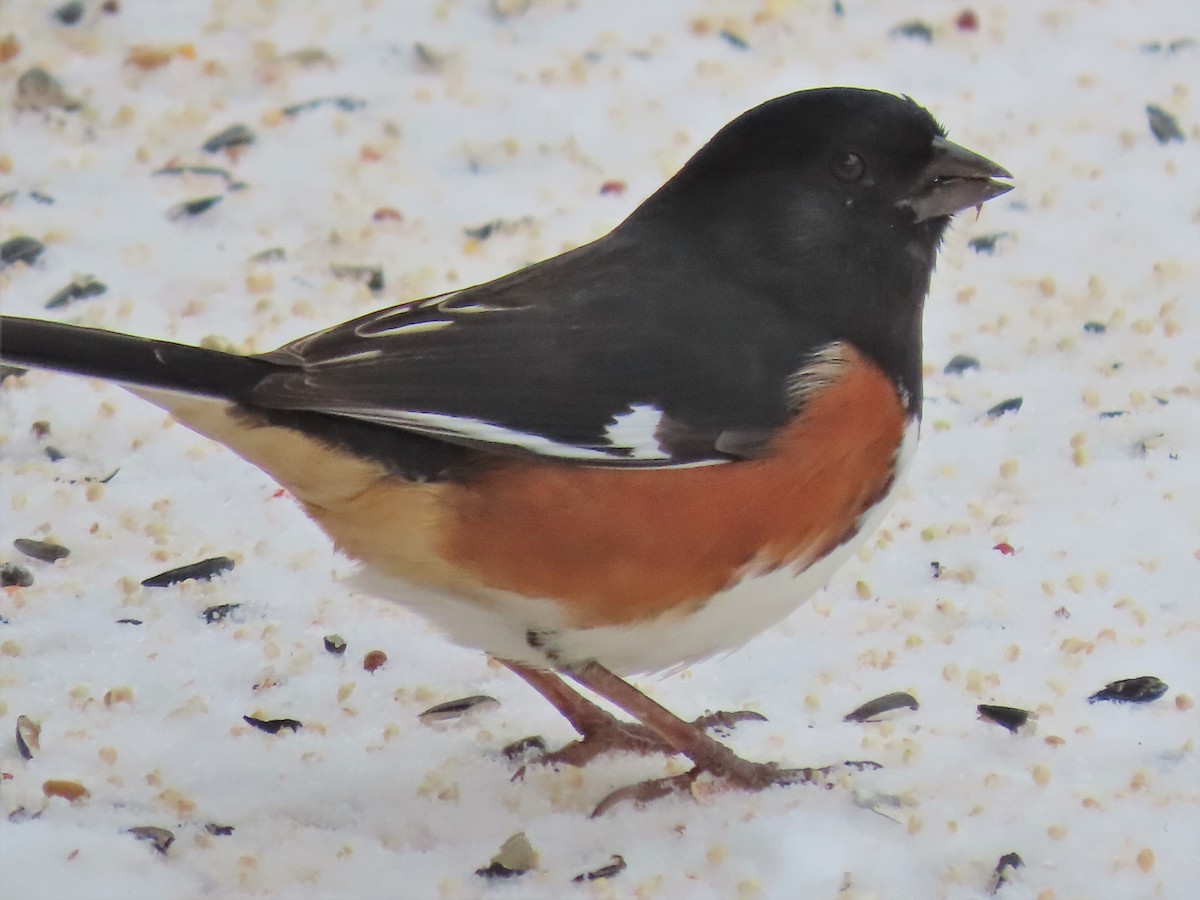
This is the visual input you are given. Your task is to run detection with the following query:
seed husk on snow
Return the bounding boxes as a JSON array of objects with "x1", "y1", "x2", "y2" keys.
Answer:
[
  {"x1": 128, "y1": 826, "x2": 175, "y2": 855},
  {"x1": 243, "y1": 715, "x2": 302, "y2": 734},
  {"x1": 986, "y1": 397, "x2": 1024, "y2": 419},
  {"x1": 977, "y1": 704, "x2": 1033, "y2": 733},
  {"x1": 13, "y1": 538, "x2": 70, "y2": 563},
  {"x1": 202, "y1": 603, "x2": 242, "y2": 624},
  {"x1": 989, "y1": 852, "x2": 1024, "y2": 893},
  {"x1": 943, "y1": 354, "x2": 980, "y2": 375},
  {"x1": 1088, "y1": 676, "x2": 1168, "y2": 705},
  {"x1": 419, "y1": 695, "x2": 499, "y2": 723},
  {"x1": 572, "y1": 854, "x2": 627, "y2": 883},
  {"x1": 1, "y1": 562, "x2": 34, "y2": 588},
  {"x1": 0, "y1": 235, "x2": 45, "y2": 268},
  {"x1": 843, "y1": 691, "x2": 919, "y2": 723},
  {"x1": 501, "y1": 735, "x2": 546, "y2": 760},
  {"x1": 142, "y1": 556, "x2": 234, "y2": 587},
  {"x1": 323, "y1": 634, "x2": 347, "y2": 654},
  {"x1": 475, "y1": 832, "x2": 538, "y2": 879},
  {"x1": 202, "y1": 124, "x2": 256, "y2": 153},
  {"x1": 16, "y1": 715, "x2": 41, "y2": 760},
  {"x1": 167, "y1": 195, "x2": 223, "y2": 220}
]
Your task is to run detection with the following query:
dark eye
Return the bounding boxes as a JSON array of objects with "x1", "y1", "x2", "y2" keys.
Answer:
[{"x1": 829, "y1": 151, "x2": 866, "y2": 183}]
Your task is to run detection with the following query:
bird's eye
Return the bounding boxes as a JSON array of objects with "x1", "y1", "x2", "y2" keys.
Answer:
[{"x1": 829, "y1": 150, "x2": 866, "y2": 183}]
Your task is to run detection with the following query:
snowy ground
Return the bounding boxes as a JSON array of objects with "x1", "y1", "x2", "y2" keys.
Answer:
[{"x1": 1, "y1": 1, "x2": 1198, "y2": 898}]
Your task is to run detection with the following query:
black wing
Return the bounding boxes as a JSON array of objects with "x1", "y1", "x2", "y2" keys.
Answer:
[{"x1": 251, "y1": 229, "x2": 835, "y2": 467}]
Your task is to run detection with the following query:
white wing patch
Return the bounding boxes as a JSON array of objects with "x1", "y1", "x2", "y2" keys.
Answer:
[
  {"x1": 329, "y1": 409, "x2": 636, "y2": 460},
  {"x1": 604, "y1": 404, "x2": 670, "y2": 460},
  {"x1": 311, "y1": 404, "x2": 727, "y2": 466}
]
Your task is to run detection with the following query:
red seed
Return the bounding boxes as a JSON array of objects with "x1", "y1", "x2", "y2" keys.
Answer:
[
  {"x1": 599, "y1": 180, "x2": 627, "y2": 196},
  {"x1": 994, "y1": 542, "x2": 1015, "y2": 555},
  {"x1": 363, "y1": 650, "x2": 388, "y2": 673},
  {"x1": 956, "y1": 9, "x2": 979, "y2": 31},
  {"x1": 372, "y1": 207, "x2": 403, "y2": 222}
]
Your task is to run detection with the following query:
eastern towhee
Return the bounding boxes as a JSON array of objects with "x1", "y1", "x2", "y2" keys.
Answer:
[{"x1": 1, "y1": 88, "x2": 1012, "y2": 814}]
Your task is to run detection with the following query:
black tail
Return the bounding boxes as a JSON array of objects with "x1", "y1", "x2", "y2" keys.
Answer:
[{"x1": 0, "y1": 316, "x2": 277, "y2": 400}]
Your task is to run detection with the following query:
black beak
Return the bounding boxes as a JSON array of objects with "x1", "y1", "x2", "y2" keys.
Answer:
[{"x1": 900, "y1": 136, "x2": 1013, "y2": 222}]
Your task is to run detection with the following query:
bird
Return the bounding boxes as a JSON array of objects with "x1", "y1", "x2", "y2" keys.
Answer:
[{"x1": 0, "y1": 87, "x2": 1011, "y2": 815}]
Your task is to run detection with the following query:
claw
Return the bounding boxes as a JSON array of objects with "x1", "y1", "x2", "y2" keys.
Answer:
[{"x1": 589, "y1": 758, "x2": 882, "y2": 816}]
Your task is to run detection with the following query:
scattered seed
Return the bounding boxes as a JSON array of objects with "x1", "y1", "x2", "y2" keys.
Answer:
[
  {"x1": 15, "y1": 67, "x2": 81, "y2": 112},
  {"x1": 930, "y1": 561, "x2": 944, "y2": 579},
  {"x1": 202, "y1": 603, "x2": 241, "y2": 624},
  {"x1": 955, "y1": 9, "x2": 980, "y2": 31},
  {"x1": 43, "y1": 779, "x2": 89, "y2": 802},
  {"x1": 1088, "y1": 676, "x2": 1168, "y2": 705},
  {"x1": 0, "y1": 235, "x2": 45, "y2": 268},
  {"x1": 890, "y1": 20, "x2": 933, "y2": 42},
  {"x1": 1141, "y1": 38, "x2": 1195, "y2": 54},
  {"x1": 968, "y1": 232, "x2": 1008, "y2": 254},
  {"x1": 115, "y1": 618, "x2": 143, "y2": 625},
  {"x1": 45, "y1": 277, "x2": 108, "y2": 310},
  {"x1": 977, "y1": 704, "x2": 1032, "y2": 733},
  {"x1": 987, "y1": 397, "x2": 1023, "y2": 419},
  {"x1": 142, "y1": 556, "x2": 234, "y2": 587},
  {"x1": 843, "y1": 692, "x2": 919, "y2": 723},
  {"x1": 944, "y1": 353, "x2": 980, "y2": 375},
  {"x1": 167, "y1": 195, "x2": 223, "y2": 220},
  {"x1": 1145, "y1": 105, "x2": 1184, "y2": 144},
  {"x1": 29, "y1": 191, "x2": 55, "y2": 205},
  {"x1": 330, "y1": 263, "x2": 384, "y2": 292},
  {"x1": 323, "y1": 633, "x2": 347, "y2": 654},
  {"x1": 128, "y1": 826, "x2": 175, "y2": 855},
  {"x1": 719, "y1": 30, "x2": 748, "y2": 50},
  {"x1": 463, "y1": 217, "x2": 533, "y2": 240},
  {"x1": 418, "y1": 695, "x2": 499, "y2": 723},
  {"x1": 1, "y1": 562, "x2": 34, "y2": 588},
  {"x1": 153, "y1": 163, "x2": 238, "y2": 184},
  {"x1": 572, "y1": 854, "x2": 627, "y2": 883},
  {"x1": 16, "y1": 715, "x2": 41, "y2": 759},
  {"x1": 8, "y1": 806, "x2": 41, "y2": 824},
  {"x1": 249, "y1": 247, "x2": 286, "y2": 263},
  {"x1": 205, "y1": 822, "x2": 235, "y2": 836},
  {"x1": 281, "y1": 96, "x2": 366, "y2": 117},
  {"x1": 993, "y1": 542, "x2": 1015, "y2": 556},
  {"x1": 372, "y1": 207, "x2": 403, "y2": 222},
  {"x1": 989, "y1": 851, "x2": 1024, "y2": 893},
  {"x1": 501, "y1": 735, "x2": 546, "y2": 760},
  {"x1": 1098, "y1": 410, "x2": 1127, "y2": 419},
  {"x1": 53, "y1": 1, "x2": 85, "y2": 25},
  {"x1": 475, "y1": 831, "x2": 537, "y2": 879},
  {"x1": 362, "y1": 649, "x2": 388, "y2": 672},
  {"x1": 13, "y1": 538, "x2": 70, "y2": 563},
  {"x1": 243, "y1": 715, "x2": 302, "y2": 734},
  {"x1": 599, "y1": 179, "x2": 626, "y2": 196},
  {"x1": 202, "y1": 124, "x2": 256, "y2": 154},
  {"x1": 1082, "y1": 320, "x2": 1107, "y2": 334},
  {"x1": 44, "y1": 445, "x2": 65, "y2": 462}
]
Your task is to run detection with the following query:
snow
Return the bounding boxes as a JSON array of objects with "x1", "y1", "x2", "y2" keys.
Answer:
[{"x1": 1, "y1": 1, "x2": 1198, "y2": 898}]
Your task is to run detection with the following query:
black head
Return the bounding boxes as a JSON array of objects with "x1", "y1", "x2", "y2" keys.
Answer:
[{"x1": 625, "y1": 87, "x2": 1012, "y2": 413}]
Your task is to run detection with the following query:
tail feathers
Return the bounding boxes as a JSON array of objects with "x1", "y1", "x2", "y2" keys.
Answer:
[{"x1": 0, "y1": 315, "x2": 278, "y2": 401}]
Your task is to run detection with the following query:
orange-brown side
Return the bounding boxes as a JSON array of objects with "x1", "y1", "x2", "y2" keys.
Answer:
[
  {"x1": 441, "y1": 348, "x2": 907, "y2": 627},
  {"x1": 149, "y1": 347, "x2": 905, "y2": 631}
]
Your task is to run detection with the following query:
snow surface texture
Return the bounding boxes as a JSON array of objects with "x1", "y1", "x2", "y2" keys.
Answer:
[{"x1": 1, "y1": 1, "x2": 1197, "y2": 898}]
